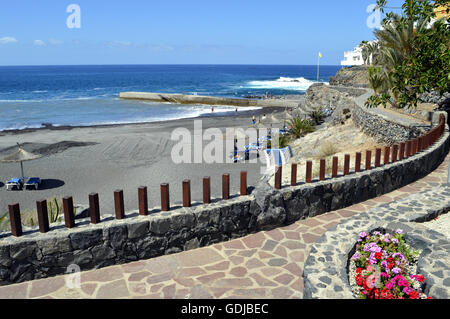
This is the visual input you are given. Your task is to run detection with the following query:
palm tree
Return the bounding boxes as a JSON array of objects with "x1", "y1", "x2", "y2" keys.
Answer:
[{"x1": 367, "y1": 13, "x2": 429, "y2": 107}]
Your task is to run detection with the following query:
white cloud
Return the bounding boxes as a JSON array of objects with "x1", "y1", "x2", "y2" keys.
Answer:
[
  {"x1": 0, "y1": 36, "x2": 18, "y2": 44},
  {"x1": 49, "y1": 38, "x2": 64, "y2": 45},
  {"x1": 34, "y1": 40, "x2": 46, "y2": 46}
]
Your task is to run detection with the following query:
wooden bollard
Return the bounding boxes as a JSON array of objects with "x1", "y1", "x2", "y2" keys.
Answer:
[
  {"x1": 332, "y1": 156, "x2": 338, "y2": 178},
  {"x1": 344, "y1": 154, "x2": 350, "y2": 176},
  {"x1": 392, "y1": 144, "x2": 399, "y2": 163},
  {"x1": 8, "y1": 203, "x2": 22, "y2": 237},
  {"x1": 412, "y1": 138, "x2": 418, "y2": 156},
  {"x1": 418, "y1": 137, "x2": 423, "y2": 152},
  {"x1": 305, "y1": 161, "x2": 312, "y2": 183},
  {"x1": 240, "y1": 171, "x2": 247, "y2": 196},
  {"x1": 383, "y1": 146, "x2": 390, "y2": 165},
  {"x1": 203, "y1": 177, "x2": 211, "y2": 204},
  {"x1": 406, "y1": 140, "x2": 412, "y2": 158},
  {"x1": 182, "y1": 180, "x2": 191, "y2": 207},
  {"x1": 399, "y1": 143, "x2": 405, "y2": 160},
  {"x1": 375, "y1": 148, "x2": 381, "y2": 168},
  {"x1": 355, "y1": 152, "x2": 361, "y2": 173},
  {"x1": 161, "y1": 183, "x2": 170, "y2": 211},
  {"x1": 319, "y1": 159, "x2": 326, "y2": 181},
  {"x1": 36, "y1": 199, "x2": 50, "y2": 233},
  {"x1": 290, "y1": 163, "x2": 297, "y2": 186},
  {"x1": 275, "y1": 166, "x2": 282, "y2": 189},
  {"x1": 89, "y1": 193, "x2": 100, "y2": 224},
  {"x1": 138, "y1": 186, "x2": 148, "y2": 216},
  {"x1": 63, "y1": 196, "x2": 75, "y2": 228},
  {"x1": 365, "y1": 150, "x2": 372, "y2": 171},
  {"x1": 222, "y1": 174, "x2": 230, "y2": 199},
  {"x1": 114, "y1": 190, "x2": 125, "y2": 220}
]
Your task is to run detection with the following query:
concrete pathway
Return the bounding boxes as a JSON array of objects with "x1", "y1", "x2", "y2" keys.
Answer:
[{"x1": 0, "y1": 153, "x2": 448, "y2": 299}]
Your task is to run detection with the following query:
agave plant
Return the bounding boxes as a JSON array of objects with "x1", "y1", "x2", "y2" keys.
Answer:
[{"x1": 288, "y1": 117, "x2": 315, "y2": 139}]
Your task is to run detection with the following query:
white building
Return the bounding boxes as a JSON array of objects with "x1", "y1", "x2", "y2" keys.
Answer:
[{"x1": 340, "y1": 46, "x2": 364, "y2": 66}]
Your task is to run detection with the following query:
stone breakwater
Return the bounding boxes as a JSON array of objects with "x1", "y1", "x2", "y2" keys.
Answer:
[
  {"x1": 119, "y1": 92, "x2": 300, "y2": 108},
  {"x1": 0, "y1": 119, "x2": 448, "y2": 285},
  {"x1": 303, "y1": 185, "x2": 450, "y2": 299}
]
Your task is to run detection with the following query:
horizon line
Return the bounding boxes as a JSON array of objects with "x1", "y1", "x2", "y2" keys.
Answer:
[{"x1": 0, "y1": 63, "x2": 344, "y2": 67}]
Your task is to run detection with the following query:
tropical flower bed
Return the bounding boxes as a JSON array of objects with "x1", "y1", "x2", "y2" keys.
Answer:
[{"x1": 349, "y1": 229, "x2": 431, "y2": 299}]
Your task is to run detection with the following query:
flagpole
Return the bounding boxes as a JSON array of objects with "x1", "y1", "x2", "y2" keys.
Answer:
[{"x1": 317, "y1": 53, "x2": 320, "y2": 82}]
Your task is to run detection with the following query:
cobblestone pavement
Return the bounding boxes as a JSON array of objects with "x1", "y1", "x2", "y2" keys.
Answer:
[{"x1": 0, "y1": 153, "x2": 448, "y2": 299}]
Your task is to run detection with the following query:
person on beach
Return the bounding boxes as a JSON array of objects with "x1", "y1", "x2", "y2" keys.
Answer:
[
  {"x1": 252, "y1": 115, "x2": 256, "y2": 126},
  {"x1": 211, "y1": 106, "x2": 214, "y2": 113},
  {"x1": 235, "y1": 107, "x2": 238, "y2": 114}
]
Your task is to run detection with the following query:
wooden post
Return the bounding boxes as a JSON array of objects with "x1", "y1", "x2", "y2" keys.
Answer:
[
  {"x1": 8, "y1": 203, "x2": 22, "y2": 237},
  {"x1": 89, "y1": 193, "x2": 100, "y2": 224},
  {"x1": 138, "y1": 186, "x2": 148, "y2": 216},
  {"x1": 392, "y1": 144, "x2": 399, "y2": 163},
  {"x1": 36, "y1": 199, "x2": 50, "y2": 233},
  {"x1": 399, "y1": 143, "x2": 405, "y2": 160},
  {"x1": 406, "y1": 140, "x2": 412, "y2": 158},
  {"x1": 203, "y1": 177, "x2": 211, "y2": 204},
  {"x1": 319, "y1": 159, "x2": 326, "y2": 181},
  {"x1": 240, "y1": 171, "x2": 247, "y2": 196},
  {"x1": 355, "y1": 152, "x2": 361, "y2": 173},
  {"x1": 418, "y1": 137, "x2": 423, "y2": 152},
  {"x1": 332, "y1": 156, "x2": 338, "y2": 178},
  {"x1": 412, "y1": 138, "x2": 418, "y2": 156},
  {"x1": 275, "y1": 166, "x2": 282, "y2": 189},
  {"x1": 114, "y1": 190, "x2": 125, "y2": 219},
  {"x1": 344, "y1": 154, "x2": 350, "y2": 176},
  {"x1": 290, "y1": 163, "x2": 297, "y2": 186},
  {"x1": 365, "y1": 150, "x2": 372, "y2": 171},
  {"x1": 375, "y1": 148, "x2": 381, "y2": 168},
  {"x1": 161, "y1": 183, "x2": 170, "y2": 211},
  {"x1": 63, "y1": 196, "x2": 75, "y2": 228},
  {"x1": 305, "y1": 161, "x2": 312, "y2": 183},
  {"x1": 222, "y1": 174, "x2": 230, "y2": 200},
  {"x1": 182, "y1": 180, "x2": 191, "y2": 207},
  {"x1": 383, "y1": 146, "x2": 390, "y2": 165}
]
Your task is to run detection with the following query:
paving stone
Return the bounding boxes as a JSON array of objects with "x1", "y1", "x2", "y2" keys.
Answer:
[
  {"x1": 29, "y1": 277, "x2": 65, "y2": 298},
  {"x1": 175, "y1": 248, "x2": 223, "y2": 267},
  {"x1": 0, "y1": 282, "x2": 29, "y2": 299},
  {"x1": 96, "y1": 279, "x2": 130, "y2": 299},
  {"x1": 204, "y1": 261, "x2": 230, "y2": 271},
  {"x1": 128, "y1": 271, "x2": 151, "y2": 282},
  {"x1": 230, "y1": 267, "x2": 247, "y2": 277},
  {"x1": 196, "y1": 272, "x2": 226, "y2": 284}
]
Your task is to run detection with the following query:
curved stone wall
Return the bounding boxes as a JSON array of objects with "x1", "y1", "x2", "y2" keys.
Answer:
[{"x1": 352, "y1": 90, "x2": 428, "y2": 145}]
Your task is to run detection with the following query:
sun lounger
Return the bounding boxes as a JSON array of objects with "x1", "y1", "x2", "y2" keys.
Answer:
[
  {"x1": 5, "y1": 178, "x2": 23, "y2": 190},
  {"x1": 24, "y1": 177, "x2": 41, "y2": 190}
]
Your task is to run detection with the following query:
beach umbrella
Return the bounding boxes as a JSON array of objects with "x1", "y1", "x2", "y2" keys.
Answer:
[{"x1": 0, "y1": 143, "x2": 42, "y2": 180}]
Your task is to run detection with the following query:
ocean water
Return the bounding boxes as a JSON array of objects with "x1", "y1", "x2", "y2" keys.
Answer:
[{"x1": 0, "y1": 65, "x2": 341, "y2": 131}]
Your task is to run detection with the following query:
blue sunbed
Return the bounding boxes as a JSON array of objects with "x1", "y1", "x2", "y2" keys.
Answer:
[
  {"x1": 24, "y1": 177, "x2": 41, "y2": 190},
  {"x1": 6, "y1": 178, "x2": 23, "y2": 191}
]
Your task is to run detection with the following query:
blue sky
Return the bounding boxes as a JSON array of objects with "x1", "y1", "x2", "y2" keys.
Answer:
[{"x1": 0, "y1": 0, "x2": 405, "y2": 66}]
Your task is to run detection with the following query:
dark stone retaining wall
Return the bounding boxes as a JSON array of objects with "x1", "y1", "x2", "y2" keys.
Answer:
[
  {"x1": 0, "y1": 126, "x2": 448, "y2": 286},
  {"x1": 352, "y1": 90, "x2": 428, "y2": 145}
]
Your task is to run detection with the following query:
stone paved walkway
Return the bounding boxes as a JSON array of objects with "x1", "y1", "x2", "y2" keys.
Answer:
[{"x1": 0, "y1": 153, "x2": 448, "y2": 299}]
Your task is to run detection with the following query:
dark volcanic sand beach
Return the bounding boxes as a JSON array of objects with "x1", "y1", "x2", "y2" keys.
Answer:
[{"x1": 0, "y1": 107, "x2": 288, "y2": 217}]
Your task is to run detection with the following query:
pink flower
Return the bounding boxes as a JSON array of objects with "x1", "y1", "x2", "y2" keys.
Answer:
[{"x1": 366, "y1": 274, "x2": 378, "y2": 289}]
